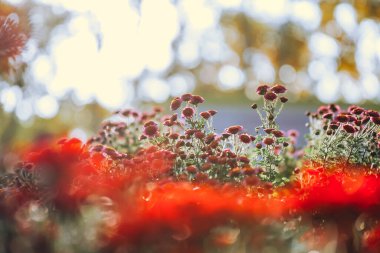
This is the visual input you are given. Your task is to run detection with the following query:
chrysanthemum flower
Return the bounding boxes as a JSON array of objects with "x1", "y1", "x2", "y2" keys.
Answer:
[
  {"x1": 182, "y1": 107, "x2": 195, "y2": 118},
  {"x1": 270, "y1": 84, "x2": 287, "y2": 94}
]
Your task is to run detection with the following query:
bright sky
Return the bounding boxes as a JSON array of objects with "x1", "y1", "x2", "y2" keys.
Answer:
[{"x1": 1, "y1": 0, "x2": 380, "y2": 121}]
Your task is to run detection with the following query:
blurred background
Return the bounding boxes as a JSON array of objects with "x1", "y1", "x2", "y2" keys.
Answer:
[{"x1": 1, "y1": 0, "x2": 380, "y2": 152}]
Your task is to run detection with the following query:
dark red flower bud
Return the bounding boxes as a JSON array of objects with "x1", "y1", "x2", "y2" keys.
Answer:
[
  {"x1": 318, "y1": 106, "x2": 330, "y2": 115},
  {"x1": 194, "y1": 131, "x2": 205, "y2": 139},
  {"x1": 222, "y1": 133, "x2": 231, "y2": 139},
  {"x1": 362, "y1": 117, "x2": 370, "y2": 124},
  {"x1": 272, "y1": 130, "x2": 284, "y2": 137},
  {"x1": 201, "y1": 163, "x2": 212, "y2": 171},
  {"x1": 329, "y1": 104, "x2": 341, "y2": 112},
  {"x1": 176, "y1": 140, "x2": 185, "y2": 148},
  {"x1": 270, "y1": 84, "x2": 287, "y2": 94},
  {"x1": 200, "y1": 111, "x2": 211, "y2": 119},
  {"x1": 208, "y1": 155, "x2": 219, "y2": 164},
  {"x1": 366, "y1": 110, "x2": 380, "y2": 117},
  {"x1": 170, "y1": 113, "x2": 178, "y2": 122},
  {"x1": 256, "y1": 143, "x2": 262, "y2": 149},
  {"x1": 353, "y1": 108, "x2": 364, "y2": 115},
  {"x1": 264, "y1": 92, "x2": 277, "y2": 101},
  {"x1": 336, "y1": 114, "x2": 349, "y2": 123},
  {"x1": 143, "y1": 124, "x2": 158, "y2": 137},
  {"x1": 205, "y1": 133, "x2": 215, "y2": 144},
  {"x1": 239, "y1": 133, "x2": 251, "y2": 144},
  {"x1": 322, "y1": 113, "x2": 333, "y2": 119},
  {"x1": 226, "y1": 125, "x2": 243, "y2": 134},
  {"x1": 144, "y1": 120, "x2": 157, "y2": 127},
  {"x1": 170, "y1": 98, "x2": 182, "y2": 111},
  {"x1": 210, "y1": 140, "x2": 219, "y2": 149},
  {"x1": 163, "y1": 120, "x2": 174, "y2": 126},
  {"x1": 181, "y1": 93, "x2": 192, "y2": 102},
  {"x1": 280, "y1": 97, "x2": 288, "y2": 103},
  {"x1": 263, "y1": 137, "x2": 274, "y2": 145},
  {"x1": 343, "y1": 124, "x2": 356, "y2": 134},
  {"x1": 229, "y1": 168, "x2": 241, "y2": 177},
  {"x1": 264, "y1": 128, "x2": 274, "y2": 134},
  {"x1": 186, "y1": 165, "x2": 197, "y2": 174},
  {"x1": 182, "y1": 107, "x2": 195, "y2": 118},
  {"x1": 190, "y1": 95, "x2": 205, "y2": 105},
  {"x1": 238, "y1": 156, "x2": 250, "y2": 164},
  {"x1": 169, "y1": 133, "x2": 179, "y2": 139},
  {"x1": 208, "y1": 110, "x2": 217, "y2": 116},
  {"x1": 329, "y1": 123, "x2": 340, "y2": 130},
  {"x1": 371, "y1": 117, "x2": 380, "y2": 125},
  {"x1": 256, "y1": 84, "x2": 270, "y2": 95}
]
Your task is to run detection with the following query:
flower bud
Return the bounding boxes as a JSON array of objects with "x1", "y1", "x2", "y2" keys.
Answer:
[
  {"x1": 182, "y1": 107, "x2": 195, "y2": 118},
  {"x1": 256, "y1": 85, "x2": 270, "y2": 95},
  {"x1": 263, "y1": 137, "x2": 274, "y2": 145},
  {"x1": 343, "y1": 124, "x2": 356, "y2": 134},
  {"x1": 181, "y1": 93, "x2": 193, "y2": 101},
  {"x1": 270, "y1": 84, "x2": 287, "y2": 94},
  {"x1": 239, "y1": 133, "x2": 251, "y2": 144},
  {"x1": 170, "y1": 98, "x2": 182, "y2": 111},
  {"x1": 280, "y1": 97, "x2": 288, "y2": 103},
  {"x1": 200, "y1": 111, "x2": 211, "y2": 119},
  {"x1": 208, "y1": 110, "x2": 217, "y2": 116},
  {"x1": 264, "y1": 92, "x2": 277, "y2": 101},
  {"x1": 190, "y1": 95, "x2": 205, "y2": 105},
  {"x1": 226, "y1": 125, "x2": 243, "y2": 134}
]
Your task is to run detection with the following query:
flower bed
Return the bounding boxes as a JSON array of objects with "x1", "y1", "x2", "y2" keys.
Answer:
[{"x1": 1, "y1": 85, "x2": 380, "y2": 253}]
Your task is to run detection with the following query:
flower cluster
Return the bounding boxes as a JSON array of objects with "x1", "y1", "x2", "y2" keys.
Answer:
[
  {"x1": 2, "y1": 83, "x2": 380, "y2": 252},
  {"x1": 88, "y1": 107, "x2": 163, "y2": 153},
  {"x1": 134, "y1": 89, "x2": 298, "y2": 185},
  {"x1": 305, "y1": 104, "x2": 380, "y2": 168}
]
